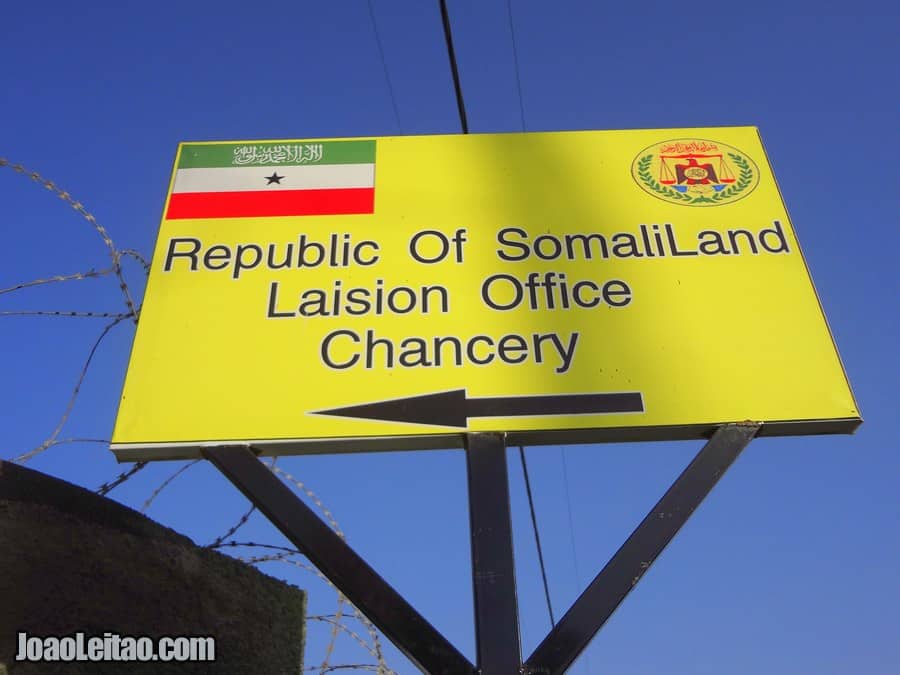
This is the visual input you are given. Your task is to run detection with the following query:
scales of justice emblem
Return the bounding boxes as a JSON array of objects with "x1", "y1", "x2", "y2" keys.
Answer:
[{"x1": 631, "y1": 138, "x2": 760, "y2": 206}]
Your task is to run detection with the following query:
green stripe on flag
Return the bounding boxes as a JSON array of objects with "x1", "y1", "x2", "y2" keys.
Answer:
[{"x1": 178, "y1": 140, "x2": 376, "y2": 169}]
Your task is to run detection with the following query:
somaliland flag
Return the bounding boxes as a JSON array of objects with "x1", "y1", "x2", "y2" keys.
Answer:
[{"x1": 166, "y1": 139, "x2": 375, "y2": 219}]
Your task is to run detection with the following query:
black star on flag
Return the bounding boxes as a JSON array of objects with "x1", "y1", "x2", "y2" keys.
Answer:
[{"x1": 265, "y1": 172, "x2": 284, "y2": 185}]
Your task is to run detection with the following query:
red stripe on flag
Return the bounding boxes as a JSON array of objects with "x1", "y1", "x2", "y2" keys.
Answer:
[{"x1": 166, "y1": 187, "x2": 375, "y2": 219}]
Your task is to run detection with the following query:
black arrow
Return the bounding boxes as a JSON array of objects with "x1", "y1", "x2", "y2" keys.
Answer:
[{"x1": 311, "y1": 389, "x2": 644, "y2": 428}]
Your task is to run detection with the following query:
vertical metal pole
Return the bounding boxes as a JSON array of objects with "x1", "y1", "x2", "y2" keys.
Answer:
[{"x1": 465, "y1": 432, "x2": 522, "y2": 674}]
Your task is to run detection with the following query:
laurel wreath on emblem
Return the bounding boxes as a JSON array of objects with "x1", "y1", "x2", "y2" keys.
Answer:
[{"x1": 637, "y1": 153, "x2": 754, "y2": 204}]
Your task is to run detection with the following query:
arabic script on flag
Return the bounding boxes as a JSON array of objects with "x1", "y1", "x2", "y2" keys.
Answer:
[{"x1": 232, "y1": 144, "x2": 324, "y2": 165}]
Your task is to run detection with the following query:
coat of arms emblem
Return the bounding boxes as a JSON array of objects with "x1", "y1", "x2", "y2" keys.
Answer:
[{"x1": 631, "y1": 138, "x2": 759, "y2": 206}]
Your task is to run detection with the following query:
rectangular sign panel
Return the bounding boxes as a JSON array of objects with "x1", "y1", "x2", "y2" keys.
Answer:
[{"x1": 111, "y1": 127, "x2": 860, "y2": 461}]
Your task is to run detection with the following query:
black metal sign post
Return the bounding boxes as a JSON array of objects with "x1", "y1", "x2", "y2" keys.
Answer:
[
  {"x1": 204, "y1": 422, "x2": 760, "y2": 674},
  {"x1": 465, "y1": 433, "x2": 522, "y2": 674}
]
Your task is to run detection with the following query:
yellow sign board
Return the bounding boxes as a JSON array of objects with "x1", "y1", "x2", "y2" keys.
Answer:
[{"x1": 111, "y1": 127, "x2": 860, "y2": 461}]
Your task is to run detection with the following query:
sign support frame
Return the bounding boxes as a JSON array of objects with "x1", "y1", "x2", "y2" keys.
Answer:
[
  {"x1": 465, "y1": 432, "x2": 522, "y2": 674},
  {"x1": 204, "y1": 422, "x2": 760, "y2": 674},
  {"x1": 202, "y1": 444, "x2": 474, "y2": 675},
  {"x1": 524, "y1": 422, "x2": 760, "y2": 674}
]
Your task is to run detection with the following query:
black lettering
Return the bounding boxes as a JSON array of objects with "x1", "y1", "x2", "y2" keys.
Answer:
[
  {"x1": 497, "y1": 334, "x2": 528, "y2": 364},
  {"x1": 373, "y1": 278, "x2": 385, "y2": 315},
  {"x1": 399, "y1": 338, "x2": 430, "y2": 367},
  {"x1": 331, "y1": 233, "x2": 345, "y2": 267},
  {"x1": 666, "y1": 223, "x2": 698, "y2": 256},
  {"x1": 572, "y1": 280, "x2": 601, "y2": 307},
  {"x1": 451, "y1": 228, "x2": 467, "y2": 263},
  {"x1": 266, "y1": 282, "x2": 295, "y2": 318},
  {"x1": 558, "y1": 272, "x2": 570, "y2": 308},
  {"x1": 759, "y1": 220, "x2": 790, "y2": 253},
  {"x1": 651, "y1": 224, "x2": 665, "y2": 256},
  {"x1": 203, "y1": 245, "x2": 231, "y2": 270},
  {"x1": 365, "y1": 329, "x2": 394, "y2": 369},
  {"x1": 565, "y1": 233, "x2": 609, "y2": 260},
  {"x1": 640, "y1": 225, "x2": 655, "y2": 257},
  {"x1": 466, "y1": 335, "x2": 495, "y2": 365},
  {"x1": 602, "y1": 280, "x2": 632, "y2": 307},
  {"x1": 422, "y1": 285, "x2": 450, "y2": 313},
  {"x1": 727, "y1": 228, "x2": 759, "y2": 255},
  {"x1": 298, "y1": 289, "x2": 328, "y2": 317},
  {"x1": 524, "y1": 272, "x2": 542, "y2": 309},
  {"x1": 482, "y1": 274, "x2": 522, "y2": 310},
  {"x1": 433, "y1": 335, "x2": 463, "y2": 366},
  {"x1": 496, "y1": 227, "x2": 530, "y2": 261},
  {"x1": 354, "y1": 240, "x2": 381, "y2": 265},
  {"x1": 556, "y1": 332, "x2": 579, "y2": 374},
  {"x1": 233, "y1": 244, "x2": 262, "y2": 279},
  {"x1": 164, "y1": 237, "x2": 201, "y2": 271},
  {"x1": 409, "y1": 230, "x2": 449, "y2": 264},
  {"x1": 321, "y1": 329, "x2": 359, "y2": 369},
  {"x1": 267, "y1": 243, "x2": 294, "y2": 269},
  {"x1": 698, "y1": 230, "x2": 730, "y2": 255},
  {"x1": 534, "y1": 332, "x2": 579, "y2": 374},
  {"x1": 387, "y1": 287, "x2": 417, "y2": 314},
  {"x1": 345, "y1": 288, "x2": 371, "y2": 315},
  {"x1": 611, "y1": 233, "x2": 644, "y2": 258},
  {"x1": 297, "y1": 235, "x2": 325, "y2": 267},
  {"x1": 534, "y1": 234, "x2": 562, "y2": 260},
  {"x1": 332, "y1": 279, "x2": 342, "y2": 316}
]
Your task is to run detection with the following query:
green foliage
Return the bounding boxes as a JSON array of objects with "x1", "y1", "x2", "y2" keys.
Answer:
[{"x1": 709, "y1": 153, "x2": 753, "y2": 202}]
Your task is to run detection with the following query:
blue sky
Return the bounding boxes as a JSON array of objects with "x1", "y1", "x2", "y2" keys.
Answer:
[{"x1": 2, "y1": 1, "x2": 898, "y2": 673}]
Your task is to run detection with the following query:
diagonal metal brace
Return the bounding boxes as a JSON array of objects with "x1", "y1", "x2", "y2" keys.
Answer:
[
  {"x1": 203, "y1": 445, "x2": 474, "y2": 675},
  {"x1": 525, "y1": 423, "x2": 761, "y2": 675}
]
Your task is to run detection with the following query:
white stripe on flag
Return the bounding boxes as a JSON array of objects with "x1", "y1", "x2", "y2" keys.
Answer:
[{"x1": 172, "y1": 163, "x2": 375, "y2": 193}]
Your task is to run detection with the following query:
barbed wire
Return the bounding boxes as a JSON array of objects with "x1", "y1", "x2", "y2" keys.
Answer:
[
  {"x1": 0, "y1": 158, "x2": 140, "y2": 323},
  {"x1": 239, "y1": 551, "x2": 390, "y2": 675},
  {"x1": 140, "y1": 459, "x2": 201, "y2": 513},
  {"x1": 308, "y1": 616, "x2": 386, "y2": 664},
  {"x1": 272, "y1": 465, "x2": 346, "y2": 538},
  {"x1": 14, "y1": 313, "x2": 131, "y2": 464},
  {"x1": 41, "y1": 437, "x2": 110, "y2": 448},
  {"x1": 270, "y1": 465, "x2": 356, "y2": 671},
  {"x1": 2, "y1": 159, "x2": 393, "y2": 674},
  {"x1": 117, "y1": 249, "x2": 150, "y2": 273},
  {"x1": 0, "y1": 267, "x2": 114, "y2": 295},
  {"x1": 3, "y1": 159, "x2": 141, "y2": 466},
  {"x1": 96, "y1": 461, "x2": 149, "y2": 496},
  {"x1": 1, "y1": 310, "x2": 132, "y2": 319},
  {"x1": 216, "y1": 472, "x2": 390, "y2": 674},
  {"x1": 307, "y1": 665, "x2": 390, "y2": 674},
  {"x1": 208, "y1": 503, "x2": 257, "y2": 548},
  {"x1": 221, "y1": 542, "x2": 388, "y2": 673}
]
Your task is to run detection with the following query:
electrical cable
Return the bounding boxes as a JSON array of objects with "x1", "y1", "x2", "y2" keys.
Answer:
[
  {"x1": 519, "y1": 446, "x2": 556, "y2": 628},
  {"x1": 438, "y1": 0, "x2": 469, "y2": 133},
  {"x1": 367, "y1": 0, "x2": 403, "y2": 132},
  {"x1": 561, "y1": 446, "x2": 592, "y2": 675},
  {"x1": 438, "y1": 0, "x2": 566, "y2": 648},
  {"x1": 560, "y1": 448, "x2": 583, "y2": 589},
  {"x1": 506, "y1": 0, "x2": 527, "y2": 131}
]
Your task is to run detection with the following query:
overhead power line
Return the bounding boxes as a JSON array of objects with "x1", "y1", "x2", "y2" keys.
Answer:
[
  {"x1": 438, "y1": 0, "x2": 555, "y2": 632},
  {"x1": 438, "y1": 0, "x2": 469, "y2": 133},
  {"x1": 367, "y1": 0, "x2": 402, "y2": 132},
  {"x1": 506, "y1": 0, "x2": 527, "y2": 131},
  {"x1": 519, "y1": 446, "x2": 556, "y2": 627}
]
